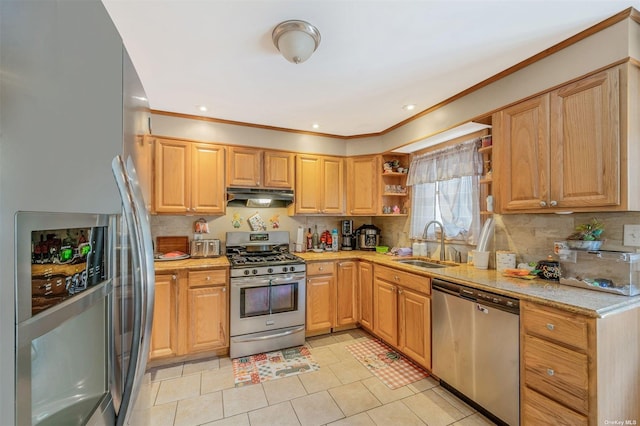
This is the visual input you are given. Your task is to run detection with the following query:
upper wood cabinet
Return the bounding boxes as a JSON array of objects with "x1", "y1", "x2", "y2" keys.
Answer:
[
  {"x1": 346, "y1": 156, "x2": 379, "y2": 215},
  {"x1": 154, "y1": 138, "x2": 225, "y2": 215},
  {"x1": 227, "y1": 146, "x2": 294, "y2": 189},
  {"x1": 496, "y1": 65, "x2": 636, "y2": 213},
  {"x1": 295, "y1": 154, "x2": 344, "y2": 215}
]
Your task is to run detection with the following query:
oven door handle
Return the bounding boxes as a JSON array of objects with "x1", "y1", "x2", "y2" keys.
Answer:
[
  {"x1": 231, "y1": 278, "x2": 272, "y2": 288},
  {"x1": 231, "y1": 326, "x2": 305, "y2": 343},
  {"x1": 271, "y1": 274, "x2": 305, "y2": 284}
]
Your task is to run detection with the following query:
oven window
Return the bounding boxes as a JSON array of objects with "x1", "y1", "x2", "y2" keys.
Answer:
[
  {"x1": 270, "y1": 283, "x2": 298, "y2": 314},
  {"x1": 239, "y1": 282, "x2": 299, "y2": 317},
  {"x1": 240, "y1": 287, "x2": 270, "y2": 317}
]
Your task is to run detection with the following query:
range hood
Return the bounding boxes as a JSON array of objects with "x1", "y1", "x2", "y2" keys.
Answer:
[{"x1": 226, "y1": 187, "x2": 294, "y2": 208}]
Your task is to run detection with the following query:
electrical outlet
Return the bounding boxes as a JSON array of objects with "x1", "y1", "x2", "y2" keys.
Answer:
[{"x1": 623, "y1": 224, "x2": 640, "y2": 247}]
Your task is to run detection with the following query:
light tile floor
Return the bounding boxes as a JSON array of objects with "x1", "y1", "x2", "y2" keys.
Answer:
[{"x1": 129, "y1": 329, "x2": 496, "y2": 426}]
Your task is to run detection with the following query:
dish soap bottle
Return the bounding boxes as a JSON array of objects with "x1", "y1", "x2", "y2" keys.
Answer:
[{"x1": 331, "y1": 229, "x2": 339, "y2": 251}]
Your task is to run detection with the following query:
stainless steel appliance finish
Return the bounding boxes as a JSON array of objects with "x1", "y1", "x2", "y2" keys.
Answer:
[
  {"x1": 355, "y1": 224, "x2": 381, "y2": 250},
  {"x1": 191, "y1": 239, "x2": 221, "y2": 258},
  {"x1": 227, "y1": 231, "x2": 306, "y2": 358},
  {"x1": 432, "y1": 279, "x2": 520, "y2": 426},
  {"x1": 341, "y1": 220, "x2": 355, "y2": 250}
]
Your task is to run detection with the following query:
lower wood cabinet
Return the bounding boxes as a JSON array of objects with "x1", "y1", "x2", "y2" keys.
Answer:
[
  {"x1": 149, "y1": 267, "x2": 229, "y2": 362},
  {"x1": 149, "y1": 272, "x2": 179, "y2": 359},
  {"x1": 306, "y1": 260, "x2": 358, "y2": 335},
  {"x1": 358, "y1": 261, "x2": 374, "y2": 330},
  {"x1": 373, "y1": 265, "x2": 431, "y2": 369},
  {"x1": 186, "y1": 269, "x2": 228, "y2": 354},
  {"x1": 521, "y1": 300, "x2": 639, "y2": 424}
]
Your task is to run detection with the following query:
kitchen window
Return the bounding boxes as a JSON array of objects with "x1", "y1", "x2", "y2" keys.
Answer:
[{"x1": 407, "y1": 138, "x2": 482, "y2": 245}]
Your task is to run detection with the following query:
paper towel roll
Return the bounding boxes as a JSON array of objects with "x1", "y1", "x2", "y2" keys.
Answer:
[{"x1": 295, "y1": 226, "x2": 304, "y2": 252}]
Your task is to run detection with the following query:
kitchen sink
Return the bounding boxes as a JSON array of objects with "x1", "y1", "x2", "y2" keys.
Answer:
[{"x1": 393, "y1": 259, "x2": 458, "y2": 269}]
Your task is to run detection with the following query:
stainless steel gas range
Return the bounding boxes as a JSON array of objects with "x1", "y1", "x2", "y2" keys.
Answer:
[{"x1": 226, "y1": 231, "x2": 306, "y2": 359}]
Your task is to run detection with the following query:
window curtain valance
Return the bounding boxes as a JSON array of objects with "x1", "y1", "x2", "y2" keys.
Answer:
[{"x1": 406, "y1": 138, "x2": 482, "y2": 185}]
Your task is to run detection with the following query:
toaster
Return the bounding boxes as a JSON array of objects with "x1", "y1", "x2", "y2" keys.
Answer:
[{"x1": 190, "y1": 239, "x2": 221, "y2": 258}]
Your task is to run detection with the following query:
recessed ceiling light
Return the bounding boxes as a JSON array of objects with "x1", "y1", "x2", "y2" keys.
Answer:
[
  {"x1": 312, "y1": 123, "x2": 320, "y2": 129},
  {"x1": 402, "y1": 104, "x2": 416, "y2": 111},
  {"x1": 198, "y1": 105, "x2": 208, "y2": 112}
]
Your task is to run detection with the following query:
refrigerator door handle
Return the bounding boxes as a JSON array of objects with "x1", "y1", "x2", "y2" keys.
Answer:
[{"x1": 111, "y1": 155, "x2": 155, "y2": 426}]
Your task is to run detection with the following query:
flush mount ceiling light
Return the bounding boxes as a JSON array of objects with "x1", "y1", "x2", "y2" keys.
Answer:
[{"x1": 272, "y1": 20, "x2": 321, "y2": 64}]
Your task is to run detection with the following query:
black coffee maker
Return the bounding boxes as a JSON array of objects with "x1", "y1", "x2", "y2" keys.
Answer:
[
  {"x1": 355, "y1": 224, "x2": 381, "y2": 250},
  {"x1": 341, "y1": 220, "x2": 355, "y2": 250}
]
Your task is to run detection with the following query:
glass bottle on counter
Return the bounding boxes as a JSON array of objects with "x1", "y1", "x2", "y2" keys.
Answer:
[
  {"x1": 312, "y1": 225, "x2": 319, "y2": 249},
  {"x1": 306, "y1": 228, "x2": 313, "y2": 250}
]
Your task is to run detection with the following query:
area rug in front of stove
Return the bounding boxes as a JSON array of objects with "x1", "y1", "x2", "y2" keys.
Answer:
[
  {"x1": 346, "y1": 338, "x2": 428, "y2": 389},
  {"x1": 232, "y1": 346, "x2": 319, "y2": 387}
]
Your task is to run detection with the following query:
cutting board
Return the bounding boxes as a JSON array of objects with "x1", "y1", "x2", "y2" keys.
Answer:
[{"x1": 156, "y1": 236, "x2": 189, "y2": 255}]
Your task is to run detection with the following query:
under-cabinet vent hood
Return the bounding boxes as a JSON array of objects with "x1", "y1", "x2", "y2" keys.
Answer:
[{"x1": 226, "y1": 187, "x2": 294, "y2": 208}]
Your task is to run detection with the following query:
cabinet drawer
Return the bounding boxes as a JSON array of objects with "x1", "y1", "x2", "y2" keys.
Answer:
[
  {"x1": 188, "y1": 269, "x2": 227, "y2": 287},
  {"x1": 307, "y1": 261, "x2": 335, "y2": 276},
  {"x1": 522, "y1": 387, "x2": 588, "y2": 426},
  {"x1": 375, "y1": 265, "x2": 430, "y2": 295},
  {"x1": 523, "y1": 335, "x2": 589, "y2": 414},
  {"x1": 522, "y1": 302, "x2": 589, "y2": 351}
]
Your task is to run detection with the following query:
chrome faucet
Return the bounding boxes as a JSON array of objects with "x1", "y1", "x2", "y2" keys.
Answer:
[{"x1": 422, "y1": 220, "x2": 445, "y2": 261}]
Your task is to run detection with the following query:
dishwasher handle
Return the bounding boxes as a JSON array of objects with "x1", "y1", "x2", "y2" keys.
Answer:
[
  {"x1": 432, "y1": 278, "x2": 520, "y2": 314},
  {"x1": 432, "y1": 279, "x2": 476, "y2": 301}
]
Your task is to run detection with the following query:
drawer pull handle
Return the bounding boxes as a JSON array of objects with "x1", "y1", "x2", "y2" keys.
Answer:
[
  {"x1": 547, "y1": 368, "x2": 555, "y2": 376},
  {"x1": 394, "y1": 275, "x2": 400, "y2": 281},
  {"x1": 206, "y1": 276, "x2": 211, "y2": 280},
  {"x1": 546, "y1": 323, "x2": 555, "y2": 331},
  {"x1": 318, "y1": 267, "x2": 324, "y2": 271}
]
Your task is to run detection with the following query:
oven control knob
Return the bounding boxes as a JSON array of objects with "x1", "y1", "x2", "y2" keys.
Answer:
[
  {"x1": 267, "y1": 268, "x2": 273, "y2": 274},
  {"x1": 282, "y1": 266, "x2": 288, "y2": 273},
  {"x1": 252, "y1": 269, "x2": 258, "y2": 275},
  {"x1": 289, "y1": 266, "x2": 295, "y2": 272},
  {"x1": 244, "y1": 270, "x2": 250, "y2": 276}
]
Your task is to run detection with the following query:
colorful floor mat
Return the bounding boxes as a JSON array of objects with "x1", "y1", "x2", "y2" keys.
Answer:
[
  {"x1": 232, "y1": 346, "x2": 319, "y2": 387},
  {"x1": 346, "y1": 338, "x2": 429, "y2": 389}
]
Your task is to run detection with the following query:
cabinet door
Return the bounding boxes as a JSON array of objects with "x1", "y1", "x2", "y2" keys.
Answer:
[
  {"x1": 322, "y1": 157, "x2": 345, "y2": 214},
  {"x1": 358, "y1": 261, "x2": 374, "y2": 330},
  {"x1": 227, "y1": 146, "x2": 261, "y2": 187},
  {"x1": 347, "y1": 156, "x2": 379, "y2": 215},
  {"x1": 399, "y1": 288, "x2": 431, "y2": 369},
  {"x1": 187, "y1": 286, "x2": 228, "y2": 353},
  {"x1": 149, "y1": 273, "x2": 178, "y2": 359},
  {"x1": 192, "y1": 143, "x2": 226, "y2": 214},
  {"x1": 306, "y1": 274, "x2": 335, "y2": 331},
  {"x1": 499, "y1": 95, "x2": 550, "y2": 211},
  {"x1": 373, "y1": 277, "x2": 398, "y2": 346},
  {"x1": 549, "y1": 68, "x2": 620, "y2": 208},
  {"x1": 264, "y1": 151, "x2": 294, "y2": 189},
  {"x1": 296, "y1": 155, "x2": 322, "y2": 213},
  {"x1": 336, "y1": 261, "x2": 358, "y2": 327},
  {"x1": 154, "y1": 138, "x2": 191, "y2": 213}
]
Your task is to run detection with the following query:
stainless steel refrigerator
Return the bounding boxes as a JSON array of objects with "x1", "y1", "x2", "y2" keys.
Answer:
[{"x1": 1, "y1": 1, "x2": 154, "y2": 424}]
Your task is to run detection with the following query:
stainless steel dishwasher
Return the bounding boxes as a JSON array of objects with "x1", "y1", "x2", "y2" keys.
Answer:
[{"x1": 432, "y1": 279, "x2": 520, "y2": 426}]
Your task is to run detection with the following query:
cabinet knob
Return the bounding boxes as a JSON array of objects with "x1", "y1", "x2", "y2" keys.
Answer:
[
  {"x1": 318, "y1": 266, "x2": 324, "y2": 271},
  {"x1": 546, "y1": 323, "x2": 555, "y2": 331},
  {"x1": 171, "y1": 274, "x2": 177, "y2": 280},
  {"x1": 222, "y1": 287, "x2": 226, "y2": 292},
  {"x1": 550, "y1": 200, "x2": 558, "y2": 207},
  {"x1": 547, "y1": 368, "x2": 555, "y2": 376},
  {"x1": 394, "y1": 275, "x2": 400, "y2": 281},
  {"x1": 206, "y1": 276, "x2": 211, "y2": 281},
  {"x1": 539, "y1": 201, "x2": 547, "y2": 207},
  {"x1": 192, "y1": 207, "x2": 197, "y2": 211},
  {"x1": 398, "y1": 289, "x2": 403, "y2": 294}
]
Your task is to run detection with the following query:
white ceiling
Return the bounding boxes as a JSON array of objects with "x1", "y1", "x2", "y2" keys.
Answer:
[{"x1": 102, "y1": 0, "x2": 639, "y2": 137}]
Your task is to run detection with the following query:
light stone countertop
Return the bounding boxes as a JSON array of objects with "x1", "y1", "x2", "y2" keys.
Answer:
[
  {"x1": 297, "y1": 250, "x2": 640, "y2": 318},
  {"x1": 153, "y1": 251, "x2": 640, "y2": 318}
]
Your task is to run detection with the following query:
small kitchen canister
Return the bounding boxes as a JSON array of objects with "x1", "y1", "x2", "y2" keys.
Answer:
[{"x1": 495, "y1": 250, "x2": 516, "y2": 272}]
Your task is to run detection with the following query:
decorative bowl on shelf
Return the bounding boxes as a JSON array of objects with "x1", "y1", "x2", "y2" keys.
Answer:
[{"x1": 567, "y1": 240, "x2": 603, "y2": 250}]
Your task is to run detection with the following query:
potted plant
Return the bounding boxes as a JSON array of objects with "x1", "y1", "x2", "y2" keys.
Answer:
[{"x1": 566, "y1": 218, "x2": 604, "y2": 250}]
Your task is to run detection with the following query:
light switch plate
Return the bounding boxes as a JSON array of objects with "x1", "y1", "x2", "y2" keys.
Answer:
[{"x1": 623, "y1": 224, "x2": 640, "y2": 247}]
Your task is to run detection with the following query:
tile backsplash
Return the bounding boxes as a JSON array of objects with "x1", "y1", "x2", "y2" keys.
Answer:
[{"x1": 151, "y1": 209, "x2": 640, "y2": 265}]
